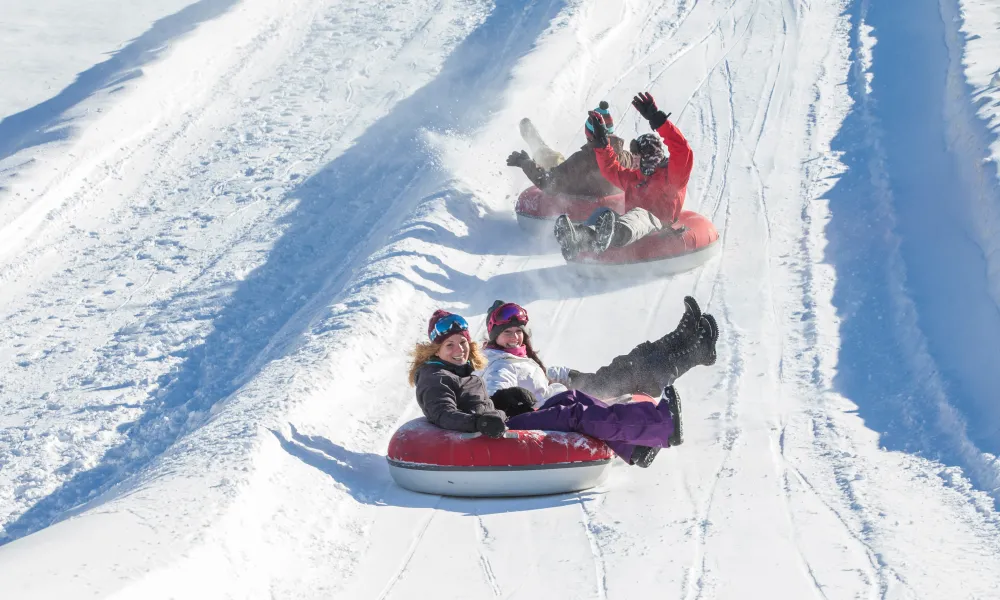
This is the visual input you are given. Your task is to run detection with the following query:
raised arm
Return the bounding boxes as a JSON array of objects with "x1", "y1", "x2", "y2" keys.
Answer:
[
  {"x1": 656, "y1": 120, "x2": 694, "y2": 188},
  {"x1": 588, "y1": 111, "x2": 642, "y2": 190},
  {"x1": 508, "y1": 150, "x2": 552, "y2": 189}
]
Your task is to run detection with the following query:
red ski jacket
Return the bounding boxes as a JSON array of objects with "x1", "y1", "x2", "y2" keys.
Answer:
[{"x1": 594, "y1": 120, "x2": 694, "y2": 223}]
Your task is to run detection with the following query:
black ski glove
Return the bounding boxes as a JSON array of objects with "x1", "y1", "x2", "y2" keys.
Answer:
[
  {"x1": 490, "y1": 387, "x2": 536, "y2": 418},
  {"x1": 587, "y1": 111, "x2": 609, "y2": 148},
  {"x1": 476, "y1": 414, "x2": 508, "y2": 439},
  {"x1": 507, "y1": 150, "x2": 530, "y2": 168},
  {"x1": 631, "y1": 92, "x2": 670, "y2": 130}
]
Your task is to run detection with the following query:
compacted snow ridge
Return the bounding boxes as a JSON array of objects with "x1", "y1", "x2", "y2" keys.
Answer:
[{"x1": 1, "y1": 0, "x2": 999, "y2": 598}]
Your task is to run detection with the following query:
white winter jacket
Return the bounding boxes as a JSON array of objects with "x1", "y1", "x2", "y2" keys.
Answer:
[{"x1": 481, "y1": 347, "x2": 573, "y2": 407}]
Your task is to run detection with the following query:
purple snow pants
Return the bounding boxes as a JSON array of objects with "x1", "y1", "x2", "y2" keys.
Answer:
[{"x1": 504, "y1": 389, "x2": 675, "y2": 463}]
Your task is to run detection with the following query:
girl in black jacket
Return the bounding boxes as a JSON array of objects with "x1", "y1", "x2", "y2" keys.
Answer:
[{"x1": 408, "y1": 310, "x2": 508, "y2": 438}]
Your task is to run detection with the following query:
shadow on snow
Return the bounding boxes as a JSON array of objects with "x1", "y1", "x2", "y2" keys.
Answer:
[
  {"x1": 1, "y1": 0, "x2": 569, "y2": 545},
  {"x1": 824, "y1": 0, "x2": 1000, "y2": 503},
  {"x1": 271, "y1": 424, "x2": 602, "y2": 516},
  {"x1": 0, "y1": 0, "x2": 241, "y2": 163}
]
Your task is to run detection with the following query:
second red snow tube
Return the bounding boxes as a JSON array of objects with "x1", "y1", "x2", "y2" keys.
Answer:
[
  {"x1": 569, "y1": 210, "x2": 720, "y2": 275},
  {"x1": 515, "y1": 186, "x2": 720, "y2": 275}
]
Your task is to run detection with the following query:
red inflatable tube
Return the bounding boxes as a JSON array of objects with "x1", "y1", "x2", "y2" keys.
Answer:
[
  {"x1": 386, "y1": 394, "x2": 659, "y2": 497},
  {"x1": 514, "y1": 186, "x2": 720, "y2": 275},
  {"x1": 572, "y1": 210, "x2": 720, "y2": 272}
]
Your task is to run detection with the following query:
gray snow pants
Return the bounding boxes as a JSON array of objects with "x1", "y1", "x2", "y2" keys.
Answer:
[{"x1": 585, "y1": 206, "x2": 663, "y2": 247}]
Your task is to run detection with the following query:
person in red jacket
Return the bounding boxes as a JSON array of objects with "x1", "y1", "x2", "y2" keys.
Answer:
[{"x1": 554, "y1": 92, "x2": 694, "y2": 260}]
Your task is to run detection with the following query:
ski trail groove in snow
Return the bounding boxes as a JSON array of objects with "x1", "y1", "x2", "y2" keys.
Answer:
[
  {"x1": 474, "y1": 513, "x2": 502, "y2": 597},
  {"x1": 376, "y1": 506, "x2": 440, "y2": 600},
  {"x1": 577, "y1": 496, "x2": 609, "y2": 600}
]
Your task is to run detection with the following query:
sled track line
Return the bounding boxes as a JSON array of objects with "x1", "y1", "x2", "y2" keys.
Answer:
[
  {"x1": 675, "y1": 0, "x2": 761, "y2": 122},
  {"x1": 773, "y1": 424, "x2": 833, "y2": 600},
  {"x1": 376, "y1": 501, "x2": 440, "y2": 600},
  {"x1": 474, "y1": 513, "x2": 502, "y2": 598},
  {"x1": 782, "y1": 443, "x2": 900, "y2": 600},
  {"x1": 577, "y1": 496, "x2": 609, "y2": 600},
  {"x1": 683, "y1": 296, "x2": 744, "y2": 600},
  {"x1": 611, "y1": 0, "x2": 704, "y2": 95}
]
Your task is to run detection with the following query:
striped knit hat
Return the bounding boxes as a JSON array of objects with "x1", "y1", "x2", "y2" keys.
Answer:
[{"x1": 585, "y1": 101, "x2": 614, "y2": 141}]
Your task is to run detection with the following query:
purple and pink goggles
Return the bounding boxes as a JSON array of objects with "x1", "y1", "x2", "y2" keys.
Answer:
[
  {"x1": 429, "y1": 313, "x2": 470, "y2": 343},
  {"x1": 488, "y1": 303, "x2": 529, "y2": 333}
]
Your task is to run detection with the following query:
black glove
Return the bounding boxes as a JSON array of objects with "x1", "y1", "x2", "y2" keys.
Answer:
[
  {"x1": 631, "y1": 92, "x2": 670, "y2": 130},
  {"x1": 476, "y1": 414, "x2": 507, "y2": 439},
  {"x1": 507, "y1": 150, "x2": 530, "y2": 167},
  {"x1": 586, "y1": 111, "x2": 609, "y2": 148},
  {"x1": 490, "y1": 387, "x2": 536, "y2": 418}
]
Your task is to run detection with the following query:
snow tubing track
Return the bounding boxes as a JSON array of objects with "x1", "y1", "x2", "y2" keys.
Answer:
[{"x1": 386, "y1": 418, "x2": 614, "y2": 497}]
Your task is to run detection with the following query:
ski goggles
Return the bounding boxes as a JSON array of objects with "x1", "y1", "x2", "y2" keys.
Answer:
[
  {"x1": 488, "y1": 303, "x2": 529, "y2": 333},
  {"x1": 429, "y1": 313, "x2": 470, "y2": 343}
]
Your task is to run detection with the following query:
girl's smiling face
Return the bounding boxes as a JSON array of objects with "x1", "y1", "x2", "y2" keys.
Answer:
[
  {"x1": 496, "y1": 326, "x2": 524, "y2": 348},
  {"x1": 435, "y1": 334, "x2": 470, "y2": 365}
]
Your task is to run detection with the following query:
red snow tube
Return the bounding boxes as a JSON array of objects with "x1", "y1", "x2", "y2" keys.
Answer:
[
  {"x1": 571, "y1": 210, "x2": 720, "y2": 276},
  {"x1": 387, "y1": 419, "x2": 612, "y2": 497},
  {"x1": 515, "y1": 186, "x2": 625, "y2": 233},
  {"x1": 386, "y1": 394, "x2": 658, "y2": 497}
]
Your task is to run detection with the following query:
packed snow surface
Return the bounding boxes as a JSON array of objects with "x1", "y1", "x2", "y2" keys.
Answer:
[{"x1": 1, "y1": 0, "x2": 1000, "y2": 598}]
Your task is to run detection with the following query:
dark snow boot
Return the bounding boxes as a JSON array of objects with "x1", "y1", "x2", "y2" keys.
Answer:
[
  {"x1": 664, "y1": 385, "x2": 683, "y2": 446},
  {"x1": 657, "y1": 296, "x2": 702, "y2": 355},
  {"x1": 660, "y1": 313, "x2": 719, "y2": 386},
  {"x1": 566, "y1": 297, "x2": 706, "y2": 398},
  {"x1": 631, "y1": 445, "x2": 660, "y2": 468},
  {"x1": 593, "y1": 210, "x2": 617, "y2": 253},
  {"x1": 554, "y1": 215, "x2": 597, "y2": 260}
]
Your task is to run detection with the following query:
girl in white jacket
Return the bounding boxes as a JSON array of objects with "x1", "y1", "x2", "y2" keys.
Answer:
[
  {"x1": 480, "y1": 298, "x2": 718, "y2": 416},
  {"x1": 479, "y1": 302, "x2": 573, "y2": 407}
]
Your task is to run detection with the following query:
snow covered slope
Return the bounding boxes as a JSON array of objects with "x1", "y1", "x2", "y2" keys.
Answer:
[{"x1": 1, "y1": 0, "x2": 999, "y2": 598}]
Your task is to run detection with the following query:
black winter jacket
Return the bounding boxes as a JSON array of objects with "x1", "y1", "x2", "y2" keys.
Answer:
[
  {"x1": 519, "y1": 136, "x2": 636, "y2": 197},
  {"x1": 414, "y1": 360, "x2": 506, "y2": 432}
]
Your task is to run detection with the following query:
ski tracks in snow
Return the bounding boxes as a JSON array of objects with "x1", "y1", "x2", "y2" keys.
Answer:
[
  {"x1": 375, "y1": 506, "x2": 440, "y2": 600},
  {"x1": 474, "y1": 513, "x2": 503, "y2": 598}
]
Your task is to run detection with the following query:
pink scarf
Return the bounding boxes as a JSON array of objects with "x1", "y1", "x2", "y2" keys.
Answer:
[{"x1": 488, "y1": 342, "x2": 527, "y2": 358}]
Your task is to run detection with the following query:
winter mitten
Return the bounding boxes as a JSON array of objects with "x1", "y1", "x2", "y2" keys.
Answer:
[
  {"x1": 507, "y1": 150, "x2": 530, "y2": 167},
  {"x1": 586, "y1": 111, "x2": 609, "y2": 148},
  {"x1": 631, "y1": 92, "x2": 670, "y2": 130},
  {"x1": 490, "y1": 387, "x2": 536, "y2": 418},
  {"x1": 476, "y1": 414, "x2": 507, "y2": 438}
]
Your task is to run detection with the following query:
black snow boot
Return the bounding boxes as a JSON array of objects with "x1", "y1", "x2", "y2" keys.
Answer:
[
  {"x1": 554, "y1": 214, "x2": 597, "y2": 260},
  {"x1": 657, "y1": 296, "x2": 701, "y2": 355},
  {"x1": 660, "y1": 313, "x2": 719, "y2": 386},
  {"x1": 664, "y1": 385, "x2": 683, "y2": 446},
  {"x1": 566, "y1": 297, "x2": 706, "y2": 398},
  {"x1": 631, "y1": 445, "x2": 659, "y2": 468}
]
